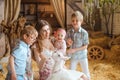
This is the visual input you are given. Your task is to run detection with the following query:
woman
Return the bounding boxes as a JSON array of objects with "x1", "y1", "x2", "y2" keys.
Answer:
[{"x1": 31, "y1": 20, "x2": 54, "y2": 80}]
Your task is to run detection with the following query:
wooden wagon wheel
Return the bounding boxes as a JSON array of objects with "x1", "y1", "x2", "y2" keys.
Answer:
[
  {"x1": 108, "y1": 36, "x2": 120, "y2": 48},
  {"x1": 88, "y1": 45, "x2": 104, "y2": 60}
]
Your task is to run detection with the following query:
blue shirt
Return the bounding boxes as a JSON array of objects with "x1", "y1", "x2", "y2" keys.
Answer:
[
  {"x1": 8, "y1": 40, "x2": 30, "y2": 75},
  {"x1": 66, "y1": 27, "x2": 89, "y2": 60}
]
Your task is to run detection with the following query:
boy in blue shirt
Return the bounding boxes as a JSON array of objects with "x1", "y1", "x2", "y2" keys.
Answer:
[
  {"x1": 6, "y1": 25, "x2": 38, "y2": 80},
  {"x1": 66, "y1": 11, "x2": 90, "y2": 80}
]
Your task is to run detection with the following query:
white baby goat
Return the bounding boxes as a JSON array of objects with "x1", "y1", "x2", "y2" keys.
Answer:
[{"x1": 47, "y1": 51, "x2": 88, "y2": 80}]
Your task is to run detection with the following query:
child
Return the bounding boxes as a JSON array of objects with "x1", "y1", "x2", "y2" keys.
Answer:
[
  {"x1": 53, "y1": 28, "x2": 67, "y2": 55},
  {"x1": 25, "y1": 25, "x2": 35, "y2": 80},
  {"x1": 66, "y1": 11, "x2": 90, "y2": 80},
  {"x1": 6, "y1": 25, "x2": 38, "y2": 80}
]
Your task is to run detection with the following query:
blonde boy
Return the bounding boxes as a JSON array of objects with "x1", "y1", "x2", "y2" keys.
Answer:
[
  {"x1": 66, "y1": 11, "x2": 90, "y2": 80},
  {"x1": 6, "y1": 26, "x2": 38, "y2": 80}
]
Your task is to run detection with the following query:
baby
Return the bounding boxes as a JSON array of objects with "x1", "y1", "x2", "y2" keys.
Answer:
[{"x1": 53, "y1": 28, "x2": 67, "y2": 55}]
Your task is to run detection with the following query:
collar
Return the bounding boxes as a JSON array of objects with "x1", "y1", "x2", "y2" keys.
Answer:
[
  {"x1": 71, "y1": 27, "x2": 82, "y2": 33},
  {"x1": 19, "y1": 40, "x2": 30, "y2": 48}
]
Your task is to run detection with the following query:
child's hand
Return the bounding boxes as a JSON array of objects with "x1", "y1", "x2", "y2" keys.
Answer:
[
  {"x1": 67, "y1": 48, "x2": 76, "y2": 54},
  {"x1": 66, "y1": 38, "x2": 73, "y2": 47},
  {"x1": 11, "y1": 72, "x2": 17, "y2": 80},
  {"x1": 26, "y1": 71, "x2": 32, "y2": 76}
]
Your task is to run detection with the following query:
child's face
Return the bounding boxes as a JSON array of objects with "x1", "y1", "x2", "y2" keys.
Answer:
[
  {"x1": 71, "y1": 17, "x2": 82, "y2": 29},
  {"x1": 24, "y1": 34, "x2": 37, "y2": 45},
  {"x1": 56, "y1": 32, "x2": 65, "y2": 41}
]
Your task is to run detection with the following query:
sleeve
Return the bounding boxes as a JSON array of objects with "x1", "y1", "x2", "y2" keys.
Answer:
[
  {"x1": 83, "y1": 31, "x2": 89, "y2": 45},
  {"x1": 12, "y1": 46, "x2": 23, "y2": 58}
]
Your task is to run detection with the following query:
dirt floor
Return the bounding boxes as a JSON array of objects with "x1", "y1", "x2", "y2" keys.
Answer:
[{"x1": 0, "y1": 48, "x2": 120, "y2": 80}]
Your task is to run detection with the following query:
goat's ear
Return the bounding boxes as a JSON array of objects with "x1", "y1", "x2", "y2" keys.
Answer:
[
  {"x1": 52, "y1": 51, "x2": 57, "y2": 58},
  {"x1": 52, "y1": 49, "x2": 57, "y2": 54}
]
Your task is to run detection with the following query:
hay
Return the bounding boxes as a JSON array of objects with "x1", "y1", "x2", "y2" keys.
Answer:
[
  {"x1": 89, "y1": 36, "x2": 110, "y2": 48},
  {"x1": 0, "y1": 49, "x2": 120, "y2": 80},
  {"x1": 111, "y1": 45, "x2": 120, "y2": 53},
  {"x1": 0, "y1": 63, "x2": 7, "y2": 80}
]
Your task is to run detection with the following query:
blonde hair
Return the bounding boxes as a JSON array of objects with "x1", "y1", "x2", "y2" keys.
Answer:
[
  {"x1": 71, "y1": 11, "x2": 83, "y2": 21},
  {"x1": 21, "y1": 25, "x2": 38, "y2": 39}
]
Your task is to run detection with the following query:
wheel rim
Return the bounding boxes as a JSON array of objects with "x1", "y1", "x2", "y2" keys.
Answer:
[{"x1": 88, "y1": 45, "x2": 104, "y2": 60}]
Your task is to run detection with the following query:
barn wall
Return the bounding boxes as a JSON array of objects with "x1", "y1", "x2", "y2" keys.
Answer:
[
  {"x1": 66, "y1": 2, "x2": 83, "y2": 29},
  {"x1": 101, "y1": 14, "x2": 112, "y2": 35},
  {"x1": 113, "y1": 13, "x2": 120, "y2": 36}
]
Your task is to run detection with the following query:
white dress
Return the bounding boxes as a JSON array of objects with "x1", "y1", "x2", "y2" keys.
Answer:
[{"x1": 39, "y1": 49, "x2": 54, "y2": 80}]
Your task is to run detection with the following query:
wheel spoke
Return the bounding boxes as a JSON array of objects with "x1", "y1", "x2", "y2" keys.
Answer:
[{"x1": 88, "y1": 46, "x2": 104, "y2": 60}]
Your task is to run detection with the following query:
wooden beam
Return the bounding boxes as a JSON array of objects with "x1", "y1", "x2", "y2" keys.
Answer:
[{"x1": 21, "y1": 0, "x2": 50, "y2": 4}]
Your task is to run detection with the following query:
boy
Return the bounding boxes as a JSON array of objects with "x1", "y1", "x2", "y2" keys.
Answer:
[
  {"x1": 6, "y1": 25, "x2": 38, "y2": 80},
  {"x1": 66, "y1": 11, "x2": 90, "y2": 80}
]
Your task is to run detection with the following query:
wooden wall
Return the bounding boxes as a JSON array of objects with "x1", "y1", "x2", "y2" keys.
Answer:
[
  {"x1": 20, "y1": 0, "x2": 61, "y2": 29},
  {"x1": 113, "y1": 13, "x2": 120, "y2": 36}
]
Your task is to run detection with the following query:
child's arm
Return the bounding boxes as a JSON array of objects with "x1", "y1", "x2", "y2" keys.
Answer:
[
  {"x1": 67, "y1": 44, "x2": 88, "y2": 54},
  {"x1": 66, "y1": 38, "x2": 73, "y2": 48},
  {"x1": 9, "y1": 55, "x2": 17, "y2": 80},
  {"x1": 67, "y1": 31, "x2": 89, "y2": 54}
]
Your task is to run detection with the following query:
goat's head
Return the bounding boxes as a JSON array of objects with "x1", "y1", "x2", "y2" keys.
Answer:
[{"x1": 52, "y1": 50, "x2": 70, "y2": 62}]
